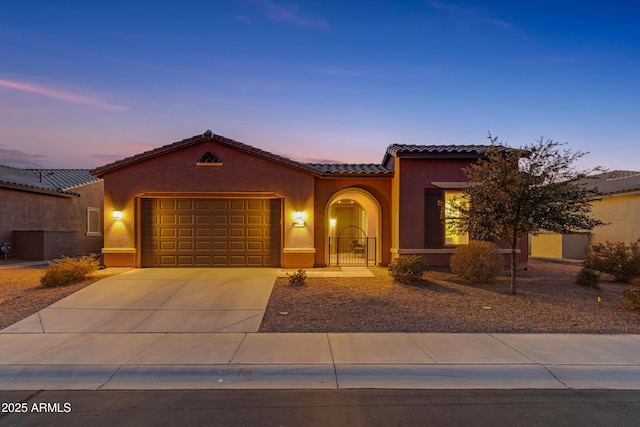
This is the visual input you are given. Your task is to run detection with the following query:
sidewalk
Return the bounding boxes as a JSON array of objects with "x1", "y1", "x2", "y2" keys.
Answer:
[
  {"x1": 1, "y1": 265, "x2": 639, "y2": 391},
  {"x1": 1, "y1": 332, "x2": 639, "y2": 390}
]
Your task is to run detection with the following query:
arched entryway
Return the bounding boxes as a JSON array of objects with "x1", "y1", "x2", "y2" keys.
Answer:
[{"x1": 326, "y1": 188, "x2": 381, "y2": 265}]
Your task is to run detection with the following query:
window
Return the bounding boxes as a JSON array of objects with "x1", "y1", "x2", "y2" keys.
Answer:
[
  {"x1": 444, "y1": 192, "x2": 469, "y2": 245},
  {"x1": 86, "y1": 207, "x2": 101, "y2": 236}
]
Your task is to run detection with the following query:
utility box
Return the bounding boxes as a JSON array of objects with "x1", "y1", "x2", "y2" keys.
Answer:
[{"x1": 13, "y1": 230, "x2": 78, "y2": 260}]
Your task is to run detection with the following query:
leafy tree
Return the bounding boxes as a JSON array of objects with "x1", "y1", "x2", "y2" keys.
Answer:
[{"x1": 447, "y1": 134, "x2": 604, "y2": 295}]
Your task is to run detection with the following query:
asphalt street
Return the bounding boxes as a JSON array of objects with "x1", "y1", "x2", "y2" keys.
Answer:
[{"x1": 1, "y1": 389, "x2": 640, "y2": 426}]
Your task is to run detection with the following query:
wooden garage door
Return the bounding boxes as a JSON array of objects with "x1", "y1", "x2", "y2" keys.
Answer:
[{"x1": 141, "y1": 198, "x2": 281, "y2": 267}]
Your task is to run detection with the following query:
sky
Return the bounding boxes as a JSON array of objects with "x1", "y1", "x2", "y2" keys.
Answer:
[{"x1": 1, "y1": 0, "x2": 639, "y2": 170}]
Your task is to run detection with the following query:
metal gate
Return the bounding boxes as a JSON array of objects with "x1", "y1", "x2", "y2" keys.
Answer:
[{"x1": 328, "y1": 226, "x2": 376, "y2": 266}]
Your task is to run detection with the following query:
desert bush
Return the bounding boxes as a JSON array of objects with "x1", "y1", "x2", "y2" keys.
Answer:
[
  {"x1": 450, "y1": 240, "x2": 504, "y2": 284},
  {"x1": 622, "y1": 288, "x2": 640, "y2": 310},
  {"x1": 586, "y1": 240, "x2": 640, "y2": 283},
  {"x1": 40, "y1": 255, "x2": 99, "y2": 288},
  {"x1": 389, "y1": 255, "x2": 429, "y2": 284},
  {"x1": 575, "y1": 266, "x2": 600, "y2": 288},
  {"x1": 287, "y1": 268, "x2": 307, "y2": 286}
]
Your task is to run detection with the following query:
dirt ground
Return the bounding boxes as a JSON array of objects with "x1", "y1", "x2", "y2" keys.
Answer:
[{"x1": 260, "y1": 260, "x2": 640, "y2": 333}]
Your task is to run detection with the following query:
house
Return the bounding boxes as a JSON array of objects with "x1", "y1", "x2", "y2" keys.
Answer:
[
  {"x1": 91, "y1": 130, "x2": 528, "y2": 268},
  {"x1": 0, "y1": 165, "x2": 104, "y2": 260},
  {"x1": 530, "y1": 170, "x2": 640, "y2": 259}
]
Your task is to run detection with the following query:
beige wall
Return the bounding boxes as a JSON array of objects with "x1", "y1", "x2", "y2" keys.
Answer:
[
  {"x1": 590, "y1": 194, "x2": 640, "y2": 244},
  {"x1": 531, "y1": 233, "x2": 563, "y2": 258}
]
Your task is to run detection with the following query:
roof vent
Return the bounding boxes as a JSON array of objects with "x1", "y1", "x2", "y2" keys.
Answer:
[{"x1": 196, "y1": 151, "x2": 223, "y2": 167}]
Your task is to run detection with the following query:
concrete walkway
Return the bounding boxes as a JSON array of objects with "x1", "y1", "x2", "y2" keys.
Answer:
[
  {"x1": 0, "y1": 333, "x2": 639, "y2": 390},
  {"x1": 1, "y1": 267, "x2": 639, "y2": 390},
  {"x1": 3, "y1": 268, "x2": 280, "y2": 334}
]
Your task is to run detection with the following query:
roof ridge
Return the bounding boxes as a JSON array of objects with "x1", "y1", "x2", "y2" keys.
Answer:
[{"x1": 91, "y1": 131, "x2": 323, "y2": 177}]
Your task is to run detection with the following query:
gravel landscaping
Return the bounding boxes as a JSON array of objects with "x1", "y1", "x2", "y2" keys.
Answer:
[
  {"x1": 0, "y1": 265, "x2": 124, "y2": 330},
  {"x1": 260, "y1": 260, "x2": 640, "y2": 333},
  {"x1": 2, "y1": 260, "x2": 639, "y2": 333}
]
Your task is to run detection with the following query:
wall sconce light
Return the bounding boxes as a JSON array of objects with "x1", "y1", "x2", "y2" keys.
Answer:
[
  {"x1": 293, "y1": 211, "x2": 306, "y2": 228},
  {"x1": 329, "y1": 218, "x2": 337, "y2": 227},
  {"x1": 112, "y1": 210, "x2": 124, "y2": 220}
]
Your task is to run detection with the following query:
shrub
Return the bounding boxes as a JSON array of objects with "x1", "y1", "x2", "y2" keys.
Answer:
[
  {"x1": 450, "y1": 240, "x2": 504, "y2": 284},
  {"x1": 40, "y1": 255, "x2": 99, "y2": 288},
  {"x1": 287, "y1": 268, "x2": 307, "y2": 286},
  {"x1": 622, "y1": 288, "x2": 640, "y2": 310},
  {"x1": 586, "y1": 240, "x2": 640, "y2": 283},
  {"x1": 389, "y1": 255, "x2": 429, "y2": 284},
  {"x1": 575, "y1": 266, "x2": 600, "y2": 288}
]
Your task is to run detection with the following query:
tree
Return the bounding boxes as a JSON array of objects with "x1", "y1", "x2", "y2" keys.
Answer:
[{"x1": 447, "y1": 134, "x2": 604, "y2": 295}]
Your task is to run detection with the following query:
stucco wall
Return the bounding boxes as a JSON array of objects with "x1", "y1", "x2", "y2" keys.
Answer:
[
  {"x1": 0, "y1": 181, "x2": 104, "y2": 258},
  {"x1": 393, "y1": 157, "x2": 528, "y2": 266},
  {"x1": 101, "y1": 140, "x2": 315, "y2": 267},
  {"x1": 313, "y1": 177, "x2": 392, "y2": 266},
  {"x1": 590, "y1": 194, "x2": 640, "y2": 244},
  {"x1": 397, "y1": 157, "x2": 472, "y2": 249}
]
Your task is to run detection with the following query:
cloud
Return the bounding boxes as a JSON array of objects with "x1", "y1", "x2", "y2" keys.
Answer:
[
  {"x1": 90, "y1": 153, "x2": 125, "y2": 162},
  {"x1": 235, "y1": 15, "x2": 254, "y2": 24},
  {"x1": 0, "y1": 79, "x2": 129, "y2": 111},
  {"x1": 428, "y1": 1, "x2": 475, "y2": 14},
  {"x1": 427, "y1": 1, "x2": 515, "y2": 31},
  {"x1": 0, "y1": 145, "x2": 48, "y2": 168},
  {"x1": 293, "y1": 157, "x2": 342, "y2": 164},
  {"x1": 251, "y1": 0, "x2": 329, "y2": 29},
  {"x1": 511, "y1": 56, "x2": 582, "y2": 66}
]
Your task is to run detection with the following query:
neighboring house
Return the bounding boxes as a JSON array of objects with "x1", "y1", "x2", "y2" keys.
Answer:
[
  {"x1": 0, "y1": 165, "x2": 104, "y2": 260},
  {"x1": 530, "y1": 170, "x2": 640, "y2": 260},
  {"x1": 91, "y1": 130, "x2": 528, "y2": 268}
]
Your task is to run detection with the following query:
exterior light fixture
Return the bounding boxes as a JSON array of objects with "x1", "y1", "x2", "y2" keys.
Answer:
[
  {"x1": 293, "y1": 211, "x2": 306, "y2": 228},
  {"x1": 112, "y1": 210, "x2": 124, "y2": 220}
]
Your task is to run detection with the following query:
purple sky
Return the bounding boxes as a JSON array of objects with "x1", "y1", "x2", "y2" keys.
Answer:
[{"x1": 1, "y1": 1, "x2": 639, "y2": 171}]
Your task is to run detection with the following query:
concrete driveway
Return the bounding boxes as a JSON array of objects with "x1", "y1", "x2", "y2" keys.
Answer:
[{"x1": 2, "y1": 268, "x2": 280, "y2": 334}]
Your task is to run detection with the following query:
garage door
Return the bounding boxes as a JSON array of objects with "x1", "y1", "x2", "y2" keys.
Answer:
[{"x1": 141, "y1": 198, "x2": 281, "y2": 267}]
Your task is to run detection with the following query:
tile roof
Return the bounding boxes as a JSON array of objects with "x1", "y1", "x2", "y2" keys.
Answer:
[
  {"x1": 305, "y1": 163, "x2": 392, "y2": 176},
  {"x1": 382, "y1": 144, "x2": 495, "y2": 165},
  {"x1": 580, "y1": 170, "x2": 640, "y2": 196},
  {"x1": 91, "y1": 131, "x2": 323, "y2": 177},
  {"x1": 0, "y1": 165, "x2": 101, "y2": 197},
  {"x1": 91, "y1": 131, "x2": 504, "y2": 179}
]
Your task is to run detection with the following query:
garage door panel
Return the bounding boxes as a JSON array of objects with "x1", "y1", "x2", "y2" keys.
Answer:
[
  {"x1": 178, "y1": 241, "x2": 193, "y2": 251},
  {"x1": 230, "y1": 215, "x2": 245, "y2": 225},
  {"x1": 213, "y1": 216, "x2": 228, "y2": 224},
  {"x1": 195, "y1": 241, "x2": 211, "y2": 250},
  {"x1": 230, "y1": 200, "x2": 246, "y2": 210},
  {"x1": 142, "y1": 198, "x2": 281, "y2": 267},
  {"x1": 230, "y1": 229, "x2": 245, "y2": 238},
  {"x1": 213, "y1": 228, "x2": 229, "y2": 238},
  {"x1": 212, "y1": 200, "x2": 228, "y2": 210},
  {"x1": 230, "y1": 242, "x2": 246, "y2": 250},
  {"x1": 160, "y1": 229, "x2": 176, "y2": 238},
  {"x1": 196, "y1": 228, "x2": 211, "y2": 237},
  {"x1": 196, "y1": 215, "x2": 211, "y2": 225},
  {"x1": 178, "y1": 228, "x2": 194, "y2": 237},
  {"x1": 160, "y1": 241, "x2": 176, "y2": 250},
  {"x1": 160, "y1": 215, "x2": 176, "y2": 225},
  {"x1": 213, "y1": 242, "x2": 228, "y2": 250},
  {"x1": 247, "y1": 229, "x2": 263, "y2": 238},
  {"x1": 247, "y1": 216, "x2": 263, "y2": 225}
]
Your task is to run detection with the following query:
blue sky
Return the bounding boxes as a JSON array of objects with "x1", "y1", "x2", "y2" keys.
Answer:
[{"x1": 1, "y1": 1, "x2": 638, "y2": 170}]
